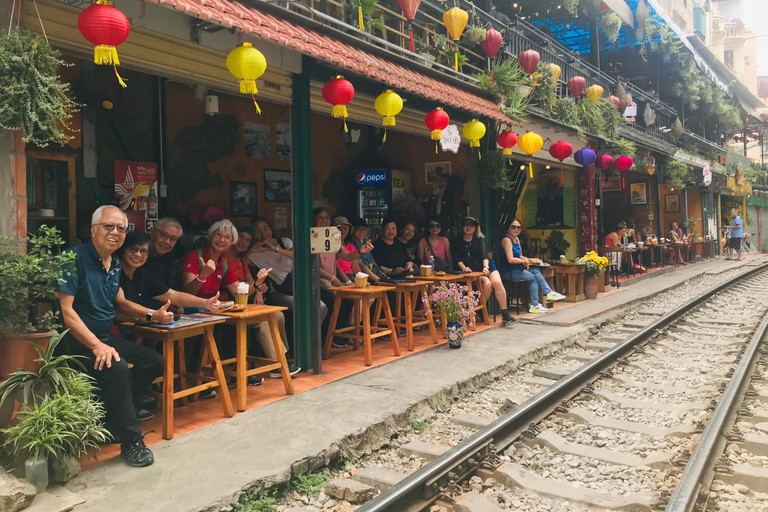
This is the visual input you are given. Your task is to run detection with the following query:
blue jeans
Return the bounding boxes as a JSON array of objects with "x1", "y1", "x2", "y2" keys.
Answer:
[{"x1": 501, "y1": 267, "x2": 552, "y2": 306}]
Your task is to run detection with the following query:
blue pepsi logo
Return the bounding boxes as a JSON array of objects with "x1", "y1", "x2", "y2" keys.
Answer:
[{"x1": 356, "y1": 173, "x2": 366, "y2": 183}]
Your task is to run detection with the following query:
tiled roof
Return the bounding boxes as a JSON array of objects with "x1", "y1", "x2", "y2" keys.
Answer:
[{"x1": 149, "y1": 0, "x2": 511, "y2": 123}]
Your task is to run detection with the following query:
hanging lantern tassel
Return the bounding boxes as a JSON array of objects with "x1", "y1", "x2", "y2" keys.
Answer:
[
  {"x1": 375, "y1": 90, "x2": 403, "y2": 148},
  {"x1": 409, "y1": 21, "x2": 415, "y2": 53},
  {"x1": 94, "y1": 45, "x2": 127, "y2": 88},
  {"x1": 240, "y1": 80, "x2": 263, "y2": 114},
  {"x1": 602, "y1": 171, "x2": 605, "y2": 185},
  {"x1": 560, "y1": 170, "x2": 563, "y2": 185},
  {"x1": 332, "y1": 104, "x2": 350, "y2": 132},
  {"x1": 78, "y1": 0, "x2": 131, "y2": 88},
  {"x1": 622, "y1": 176, "x2": 625, "y2": 189},
  {"x1": 455, "y1": 51, "x2": 459, "y2": 71},
  {"x1": 490, "y1": 65, "x2": 494, "y2": 84},
  {"x1": 359, "y1": 4, "x2": 365, "y2": 31},
  {"x1": 529, "y1": 162, "x2": 533, "y2": 179}
]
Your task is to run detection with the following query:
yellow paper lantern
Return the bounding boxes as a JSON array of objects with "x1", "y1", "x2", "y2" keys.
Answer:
[
  {"x1": 585, "y1": 84, "x2": 603, "y2": 104},
  {"x1": 463, "y1": 119, "x2": 486, "y2": 159},
  {"x1": 517, "y1": 131, "x2": 543, "y2": 178},
  {"x1": 375, "y1": 90, "x2": 403, "y2": 144},
  {"x1": 443, "y1": 7, "x2": 468, "y2": 71},
  {"x1": 226, "y1": 42, "x2": 267, "y2": 114},
  {"x1": 549, "y1": 63, "x2": 561, "y2": 85}
]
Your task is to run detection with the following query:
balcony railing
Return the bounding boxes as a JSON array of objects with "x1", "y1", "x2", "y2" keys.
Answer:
[{"x1": 725, "y1": 22, "x2": 749, "y2": 38}]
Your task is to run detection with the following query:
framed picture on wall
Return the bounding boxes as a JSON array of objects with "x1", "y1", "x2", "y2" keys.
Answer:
[
  {"x1": 602, "y1": 176, "x2": 622, "y2": 191},
  {"x1": 630, "y1": 183, "x2": 647, "y2": 205},
  {"x1": 230, "y1": 181, "x2": 258, "y2": 217},
  {"x1": 264, "y1": 169, "x2": 292, "y2": 202},
  {"x1": 665, "y1": 194, "x2": 680, "y2": 213},
  {"x1": 425, "y1": 162, "x2": 451, "y2": 184}
]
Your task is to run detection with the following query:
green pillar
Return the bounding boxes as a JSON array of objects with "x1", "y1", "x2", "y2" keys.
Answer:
[{"x1": 292, "y1": 57, "x2": 315, "y2": 372}]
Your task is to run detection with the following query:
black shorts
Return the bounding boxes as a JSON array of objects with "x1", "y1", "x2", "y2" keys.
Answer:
[{"x1": 728, "y1": 237, "x2": 742, "y2": 250}]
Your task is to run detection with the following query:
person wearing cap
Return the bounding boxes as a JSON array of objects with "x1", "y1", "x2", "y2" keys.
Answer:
[
  {"x1": 348, "y1": 216, "x2": 385, "y2": 282},
  {"x1": 452, "y1": 216, "x2": 515, "y2": 327},
  {"x1": 334, "y1": 216, "x2": 358, "y2": 282}
]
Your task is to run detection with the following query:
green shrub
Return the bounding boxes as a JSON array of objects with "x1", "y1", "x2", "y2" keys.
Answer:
[{"x1": 293, "y1": 472, "x2": 328, "y2": 498}]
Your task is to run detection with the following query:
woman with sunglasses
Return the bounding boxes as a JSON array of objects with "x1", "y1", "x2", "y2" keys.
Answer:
[
  {"x1": 497, "y1": 219, "x2": 565, "y2": 314},
  {"x1": 452, "y1": 217, "x2": 515, "y2": 327},
  {"x1": 417, "y1": 218, "x2": 452, "y2": 272}
]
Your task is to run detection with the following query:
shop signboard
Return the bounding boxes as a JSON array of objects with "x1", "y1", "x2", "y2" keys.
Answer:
[
  {"x1": 115, "y1": 160, "x2": 159, "y2": 232},
  {"x1": 391, "y1": 170, "x2": 412, "y2": 200},
  {"x1": 440, "y1": 124, "x2": 461, "y2": 154}
]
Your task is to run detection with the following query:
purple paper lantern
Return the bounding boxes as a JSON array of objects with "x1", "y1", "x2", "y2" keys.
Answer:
[{"x1": 574, "y1": 148, "x2": 597, "y2": 167}]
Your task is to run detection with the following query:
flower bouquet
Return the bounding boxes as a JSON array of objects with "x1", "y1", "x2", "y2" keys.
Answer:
[
  {"x1": 576, "y1": 251, "x2": 609, "y2": 277},
  {"x1": 431, "y1": 283, "x2": 479, "y2": 349}
]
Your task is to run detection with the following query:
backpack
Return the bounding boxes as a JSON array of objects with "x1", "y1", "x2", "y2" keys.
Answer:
[{"x1": 195, "y1": 248, "x2": 228, "y2": 278}]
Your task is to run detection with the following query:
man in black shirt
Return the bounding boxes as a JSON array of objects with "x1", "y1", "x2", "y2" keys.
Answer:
[{"x1": 145, "y1": 217, "x2": 184, "y2": 288}]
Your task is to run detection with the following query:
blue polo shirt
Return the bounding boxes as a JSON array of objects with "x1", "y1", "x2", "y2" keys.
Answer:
[
  {"x1": 732, "y1": 215, "x2": 744, "y2": 238},
  {"x1": 56, "y1": 240, "x2": 121, "y2": 341}
]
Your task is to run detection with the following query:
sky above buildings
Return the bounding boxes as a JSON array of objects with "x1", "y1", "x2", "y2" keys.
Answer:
[{"x1": 742, "y1": 0, "x2": 768, "y2": 76}]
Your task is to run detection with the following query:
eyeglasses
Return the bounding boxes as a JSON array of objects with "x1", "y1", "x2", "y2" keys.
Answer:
[
  {"x1": 212, "y1": 232, "x2": 233, "y2": 241},
  {"x1": 127, "y1": 247, "x2": 149, "y2": 256},
  {"x1": 97, "y1": 223, "x2": 127, "y2": 234},
  {"x1": 429, "y1": 223, "x2": 441, "y2": 229},
  {"x1": 156, "y1": 230, "x2": 179, "y2": 244},
  {"x1": 510, "y1": 225, "x2": 522, "y2": 230}
]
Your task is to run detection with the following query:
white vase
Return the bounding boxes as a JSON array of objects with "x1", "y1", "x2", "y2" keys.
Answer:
[
  {"x1": 516, "y1": 85, "x2": 533, "y2": 97},
  {"x1": 419, "y1": 53, "x2": 436, "y2": 69},
  {"x1": 25, "y1": 456, "x2": 48, "y2": 492}
]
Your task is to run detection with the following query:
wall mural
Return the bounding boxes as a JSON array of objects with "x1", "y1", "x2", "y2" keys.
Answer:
[{"x1": 167, "y1": 114, "x2": 239, "y2": 212}]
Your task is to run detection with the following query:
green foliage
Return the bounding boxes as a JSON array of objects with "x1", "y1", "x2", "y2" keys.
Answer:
[
  {"x1": 670, "y1": 63, "x2": 743, "y2": 136},
  {"x1": 532, "y1": 63, "x2": 556, "y2": 114},
  {"x1": 562, "y1": 0, "x2": 579, "y2": 15},
  {"x1": 598, "y1": 98, "x2": 624, "y2": 141},
  {"x1": 409, "y1": 419, "x2": 427, "y2": 432},
  {"x1": 552, "y1": 97, "x2": 579, "y2": 128},
  {"x1": 0, "y1": 225, "x2": 76, "y2": 334},
  {"x1": 665, "y1": 160, "x2": 689, "y2": 190},
  {"x1": 503, "y1": 93, "x2": 531, "y2": 124},
  {"x1": 474, "y1": 57, "x2": 526, "y2": 100},
  {"x1": 607, "y1": 139, "x2": 636, "y2": 159},
  {"x1": 577, "y1": 99, "x2": 605, "y2": 137},
  {"x1": 293, "y1": 473, "x2": 328, "y2": 498},
  {"x1": 0, "y1": 29, "x2": 79, "y2": 147},
  {"x1": 1, "y1": 383, "x2": 110, "y2": 461},
  {"x1": 0, "y1": 331, "x2": 87, "y2": 408},
  {"x1": 601, "y1": 13, "x2": 622, "y2": 43},
  {"x1": 544, "y1": 230, "x2": 570, "y2": 258},
  {"x1": 236, "y1": 488, "x2": 278, "y2": 512},
  {"x1": 464, "y1": 26, "x2": 487, "y2": 44},
  {"x1": 479, "y1": 151, "x2": 513, "y2": 190}
]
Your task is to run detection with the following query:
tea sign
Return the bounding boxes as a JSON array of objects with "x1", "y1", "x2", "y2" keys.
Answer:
[
  {"x1": 440, "y1": 124, "x2": 461, "y2": 154},
  {"x1": 310, "y1": 227, "x2": 342, "y2": 254}
]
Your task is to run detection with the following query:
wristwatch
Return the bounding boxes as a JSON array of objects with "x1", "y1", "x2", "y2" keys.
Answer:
[{"x1": 146, "y1": 310, "x2": 154, "y2": 322}]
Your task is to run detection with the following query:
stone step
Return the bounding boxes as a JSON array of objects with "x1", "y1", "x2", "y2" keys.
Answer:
[
  {"x1": 324, "y1": 479, "x2": 377, "y2": 504},
  {"x1": 593, "y1": 389, "x2": 708, "y2": 413},
  {"x1": 399, "y1": 440, "x2": 448, "y2": 461},
  {"x1": 21, "y1": 487, "x2": 85, "y2": 512},
  {"x1": 566, "y1": 407, "x2": 696, "y2": 438},
  {"x1": 525, "y1": 430, "x2": 672, "y2": 470},
  {"x1": 533, "y1": 365, "x2": 579, "y2": 380},
  {"x1": 351, "y1": 466, "x2": 408, "y2": 492},
  {"x1": 718, "y1": 463, "x2": 768, "y2": 494},
  {"x1": 451, "y1": 492, "x2": 504, "y2": 512},
  {"x1": 492, "y1": 462, "x2": 655, "y2": 511},
  {"x1": 742, "y1": 433, "x2": 768, "y2": 457},
  {"x1": 450, "y1": 414, "x2": 494, "y2": 430}
]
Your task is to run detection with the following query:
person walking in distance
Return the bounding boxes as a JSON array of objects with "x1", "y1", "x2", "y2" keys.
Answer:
[{"x1": 723, "y1": 208, "x2": 745, "y2": 261}]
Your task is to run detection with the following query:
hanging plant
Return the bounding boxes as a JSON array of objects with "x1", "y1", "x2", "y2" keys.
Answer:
[
  {"x1": 599, "y1": 98, "x2": 624, "y2": 141},
  {"x1": 601, "y1": 12, "x2": 622, "y2": 43},
  {"x1": 665, "y1": 160, "x2": 689, "y2": 190},
  {"x1": 607, "y1": 138, "x2": 636, "y2": 159},
  {"x1": 552, "y1": 97, "x2": 579, "y2": 127},
  {"x1": 562, "y1": 0, "x2": 579, "y2": 16},
  {"x1": 577, "y1": 98, "x2": 605, "y2": 136},
  {"x1": 532, "y1": 62, "x2": 556, "y2": 114},
  {"x1": 503, "y1": 91, "x2": 531, "y2": 124},
  {"x1": 464, "y1": 26, "x2": 487, "y2": 44},
  {"x1": 479, "y1": 150, "x2": 513, "y2": 190},
  {"x1": 473, "y1": 56, "x2": 526, "y2": 101},
  {"x1": 0, "y1": 30, "x2": 79, "y2": 147}
]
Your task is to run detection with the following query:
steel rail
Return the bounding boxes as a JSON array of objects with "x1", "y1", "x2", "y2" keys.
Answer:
[
  {"x1": 356, "y1": 261, "x2": 768, "y2": 512},
  {"x1": 666, "y1": 289, "x2": 768, "y2": 511}
]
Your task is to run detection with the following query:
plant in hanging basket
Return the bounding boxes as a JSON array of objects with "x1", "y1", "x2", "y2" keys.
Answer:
[
  {"x1": 0, "y1": 30, "x2": 79, "y2": 147},
  {"x1": 463, "y1": 26, "x2": 487, "y2": 44},
  {"x1": 503, "y1": 92, "x2": 531, "y2": 124},
  {"x1": 601, "y1": 12, "x2": 622, "y2": 43},
  {"x1": 532, "y1": 63, "x2": 555, "y2": 113}
]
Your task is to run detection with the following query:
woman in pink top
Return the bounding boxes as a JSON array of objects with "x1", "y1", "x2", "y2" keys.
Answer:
[{"x1": 417, "y1": 217, "x2": 453, "y2": 271}]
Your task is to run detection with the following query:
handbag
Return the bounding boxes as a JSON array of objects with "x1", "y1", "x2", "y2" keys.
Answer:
[{"x1": 425, "y1": 238, "x2": 451, "y2": 272}]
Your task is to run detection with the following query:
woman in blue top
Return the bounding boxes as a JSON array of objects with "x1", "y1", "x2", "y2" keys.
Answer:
[{"x1": 497, "y1": 219, "x2": 565, "y2": 314}]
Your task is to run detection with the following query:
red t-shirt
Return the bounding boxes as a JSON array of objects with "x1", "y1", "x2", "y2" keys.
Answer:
[
  {"x1": 227, "y1": 254, "x2": 252, "y2": 282},
  {"x1": 180, "y1": 247, "x2": 239, "y2": 299}
]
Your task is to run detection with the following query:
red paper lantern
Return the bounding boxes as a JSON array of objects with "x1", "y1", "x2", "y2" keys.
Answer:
[
  {"x1": 497, "y1": 131, "x2": 517, "y2": 156},
  {"x1": 518, "y1": 49, "x2": 540, "y2": 76},
  {"x1": 609, "y1": 95, "x2": 621, "y2": 109},
  {"x1": 595, "y1": 154, "x2": 614, "y2": 170},
  {"x1": 567, "y1": 76, "x2": 586, "y2": 99},
  {"x1": 78, "y1": 0, "x2": 130, "y2": 87},
  {"x1": 396, "y1": 0, "x2": 423, "y2": 52},
  {"x1": 614, "y1": 156, "x2": 633, "y2": 189},
  {"x1": 322, "y1": 76, "x2": 355, "y2": 132},
  {"x1": 548, "y1": 141, "x2": 573, "y2": 162},
  {"x1": 425, "y1": 107, "x2": 450, "y2": 153},
  {"x1": 480, "y1": 29, "x2": 503, "y2": 82}
]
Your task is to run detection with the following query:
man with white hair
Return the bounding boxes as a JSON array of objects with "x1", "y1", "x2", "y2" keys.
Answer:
[{"x1": 55, "y1": 205, "x2": 174, "y2": 467}]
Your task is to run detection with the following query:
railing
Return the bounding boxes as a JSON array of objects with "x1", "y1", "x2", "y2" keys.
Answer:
[{"x1": 725, "y1": 22, "x2": 748, "y2": 38}]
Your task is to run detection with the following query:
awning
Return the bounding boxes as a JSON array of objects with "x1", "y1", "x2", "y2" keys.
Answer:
[{"x1": 148, "y1": 0, "x2": 510, "y2": 124}]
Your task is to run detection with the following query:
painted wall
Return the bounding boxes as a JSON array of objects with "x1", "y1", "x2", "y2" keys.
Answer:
[{"x1": 686, "y1": 189, "x2": 704, "y2": 238}]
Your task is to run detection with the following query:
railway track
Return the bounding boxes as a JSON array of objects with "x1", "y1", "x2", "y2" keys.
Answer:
[{"x1": 329, "y1": 262, "x2": 768, "y2": 512}]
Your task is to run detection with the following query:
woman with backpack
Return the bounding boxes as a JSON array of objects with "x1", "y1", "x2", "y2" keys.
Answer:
[{"x1": 417, "y1": 217, "x2": 453, "y2": 272}]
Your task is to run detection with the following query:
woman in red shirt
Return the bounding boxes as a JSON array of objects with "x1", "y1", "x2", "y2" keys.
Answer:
[{"x1": 180, "y1": 220, "x2": 242, "y2": 300}]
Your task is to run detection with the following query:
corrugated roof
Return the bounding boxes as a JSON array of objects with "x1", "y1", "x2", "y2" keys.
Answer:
[{"x1": 149, "y1": 0, "x2": 511, "y2": 124}]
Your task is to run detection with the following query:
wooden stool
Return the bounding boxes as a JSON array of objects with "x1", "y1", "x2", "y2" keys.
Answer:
[
  {"x1": 454, "y1": 272, "x2": 490, "y2": 329},
  {"x1": 503, "y1": 279, "x2": 529, "y2": 314},
  {"x1": 130, "y1": 317, "x2": 233, "y2": 440},
  {"x1": 373, "y1": 281, "x2": 439, "y2": 351},
  {"x1": 323, "y1": 285, "x2": 400, "y2": 366}
]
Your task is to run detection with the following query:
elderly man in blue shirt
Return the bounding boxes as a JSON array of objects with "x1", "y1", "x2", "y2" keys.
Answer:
[
  {"x1": 723, "y1": 208, "x2": 745, "y2": 261},
  {"x1": 55, "y1": 205, "x2": 174, "y2": 467}
]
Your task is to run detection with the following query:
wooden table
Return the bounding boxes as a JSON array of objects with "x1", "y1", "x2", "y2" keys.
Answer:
[
  {"x1": 373, "y1": 280, "x2": 439, "y2": 351},
  {"x1": 130, "y1": 316, "x2": 233, "y2": 439},
  {"x1": 551, "y1": 264, "x2": 585, "y2": 302},
  {"x1": 212, "y1": 305, "x2": 294, "y2": 412},
  {"x1": 452, "y1": 272, "x2": 490, "y2": 329},
  {"x1": 323, "y1": 285, "x2": 400, "y2": 366}
]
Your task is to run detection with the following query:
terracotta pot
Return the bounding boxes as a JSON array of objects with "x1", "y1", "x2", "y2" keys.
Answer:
[
  {"x1": 584, "y1": 275, "x2": 599, "y2": 299},
  {"x1": 0, "y1": 330, "x2": 53, "y2": 381}
]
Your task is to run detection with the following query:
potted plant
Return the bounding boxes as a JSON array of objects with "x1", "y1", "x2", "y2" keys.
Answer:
[
  {"x1": 1, "y1": 377, "x2": 111, "y2": 490},
  {"x1": 413, "y1": 36, "x2": 437, "y2": 68},
  {"x1": 0, "y1": 226, "x2": 76, "y2": 380},
  {"x1": 577, "y1": 251, "x2": 608, "y2": 299},
  {"x1": 430, "y1": 283, "x2": 479, "y2": 349},
  {"x1": 463, "y1": 26, "x2": 487, "y2": 44},
  {"x1": 544, "y1": 230, "x2": 570, "y2": 261}
]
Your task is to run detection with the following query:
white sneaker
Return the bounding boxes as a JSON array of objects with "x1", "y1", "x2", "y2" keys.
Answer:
[
  {"x1": 529, "y1": 304, "x2": 549, "y2": 314},
  {"x1": 547, "y1": 292, "x2": 566, "y2": 302}
]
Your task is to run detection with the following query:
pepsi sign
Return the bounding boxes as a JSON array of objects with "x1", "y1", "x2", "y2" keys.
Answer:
[{"x1": 356, "y1": 171, "x2": 387, "y2": 186}]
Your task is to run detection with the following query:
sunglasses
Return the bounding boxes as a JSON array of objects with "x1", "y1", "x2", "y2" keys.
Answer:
[
  {"x1": 429, "y1": 223, "x2": 441, "y2": 228},
  {"x1": 510, "y1": 225, "x2": 522, "y2": 230}
]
